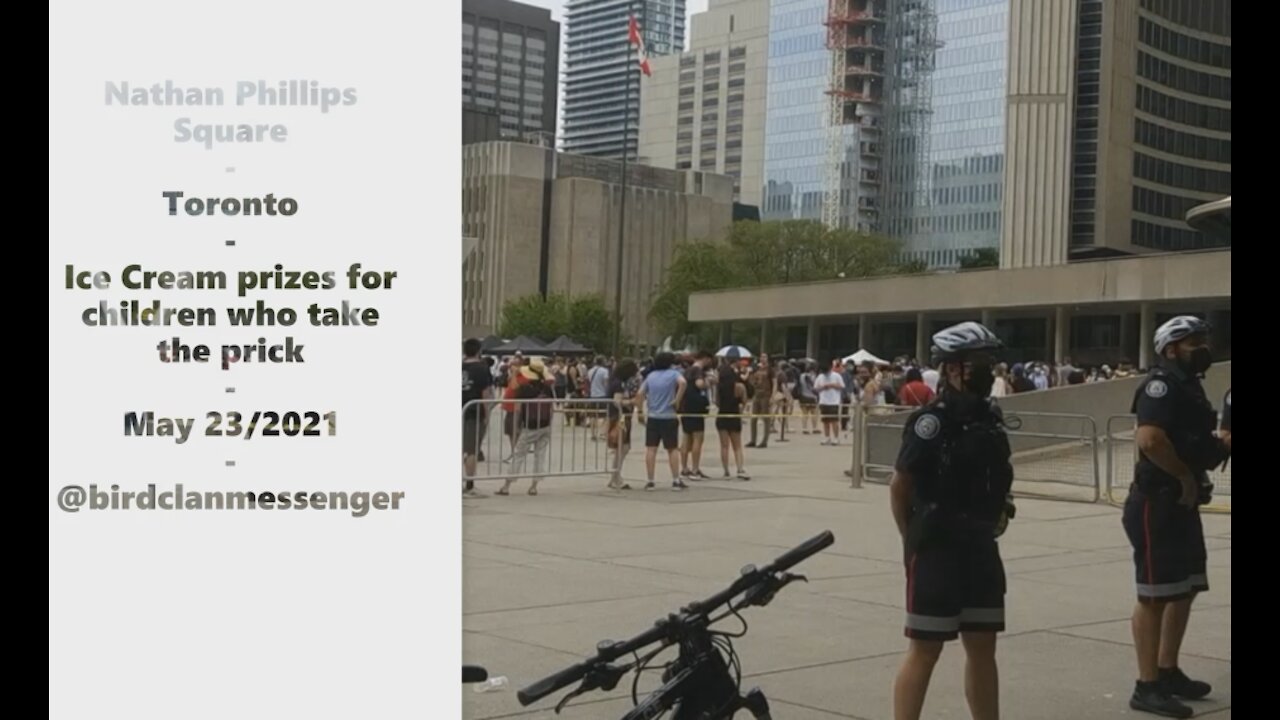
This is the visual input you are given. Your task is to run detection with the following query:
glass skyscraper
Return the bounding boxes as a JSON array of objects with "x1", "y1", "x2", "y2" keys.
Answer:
[
  {"x1": 562, "y1": 0, "x2": 687, "y2": 159},
  {"x1": 761, "y1": 0, "x2": 856, "y2": 225},
  {"x1": 890, "y1": 0, "x2": 1008, "y2": 268}
]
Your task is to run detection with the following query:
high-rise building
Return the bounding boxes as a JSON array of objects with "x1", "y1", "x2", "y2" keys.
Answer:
[
  {"x1": 885, "y1": 0, "x2": 1008, "y2": 268},
  {"x1": 760, "y1": 0, "x2": 839, "y2": 225},
  {"x1": 638, "y1": 0, "x2": 770, "y2": 207},
  {"x1": 684, "y1": 0, "x2": 1230, "y2": 369},
  {"x1": 1069, "y1": 0, "x2": 1231, "y2": 257},
  {"x1": 562, "y1": 0, "x2": 687, "y2": 159},
  {"x1": 462, "y1": 0, "x2": 560, "y2": 144}
]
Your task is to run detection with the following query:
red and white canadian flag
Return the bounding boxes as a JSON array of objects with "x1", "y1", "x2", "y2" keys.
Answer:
[{"x1": 628, "y1": 14, "x2": 652, "y2": 77}]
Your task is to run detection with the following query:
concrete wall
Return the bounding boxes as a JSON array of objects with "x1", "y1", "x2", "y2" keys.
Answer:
[
  {"x1": 688, "y1": 249, "x2": 1230, "y2": 322},
  {"x1": 1000, "y1": 0, "x2": 1077, "y2": 269},
  {"x1": 548, "y1": 174, "x2": 733, "y2": 343},
  {"x1": 865, "y1": 361, "x2": 1231, "y2": 469},
  {"x1": 464, "y1": 142, "x2": 734, "y2": 342}
]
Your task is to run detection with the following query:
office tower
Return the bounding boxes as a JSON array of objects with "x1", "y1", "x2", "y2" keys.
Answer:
[
  {"x1": 1069, "y1": 0, "x2": 1230, "y2": 257},
  {"x1": 639, "y1": 0, "x2": 770, "y2": 206},
  {"x1": 462, "y1": 0, "x2": 560, "y2": 144},
  {"x1": 562, "y1": 0, "x2": 687, "y2": 159}
]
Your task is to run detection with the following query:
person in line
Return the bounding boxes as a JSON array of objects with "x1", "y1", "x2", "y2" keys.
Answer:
[
  {"x1": 817, "y1": 359, "x2": 846, "y2": 446},
  {"x1": 774, "y1": 359, "x2": 796, "y2": 442},
  {"x1": 1121, "y1": 316, "x2": 1229, "y2": 718},
  {"x1": 715, "y1": 360, "x2": 751, "y2": 480},
  {"x1": 795, "y1": 362, "x2": 820, "y2": 435},
  {"x1": 890, "y1": 322, "x2": 1016, "y2": 720},
  {"x1": 679, "y1": 351, "x2": 714, "y2": 480},
  {"x1": 606, "y1": 360, "x2": 640, "y2": 490},
  {"x1": 897, "y1": 367, "x2": 935, "y2": 407},
  {"x1": 988, "y1": 364, "x2": 1011, "y2": 398},
  {"x1": 462, "y1": 338, "x2": 493, "y2": 498},
  {"x1": 498, "y1": 359, "x2": 556, "y2": 497},
  {"x1": 635, "y1": 352, "x2": 689, "y2": 491},
  {"x1": 588, "y1": 355, "x2": 612, "y2": 440},
  {"x1": 747, "y1": 358, "x2": 777, "y2": 448}
]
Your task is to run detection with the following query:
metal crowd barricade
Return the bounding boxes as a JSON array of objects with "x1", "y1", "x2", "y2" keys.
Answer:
[
  {"x1": 1103, "y1": 414, "x2": 1230, "y2": 514},
  {"x1": 462, "y1": 397, "x2": 624, "y2": 485},
  {"x1": 852, "y1": 405, "x2": 1102, "y2": 504}
]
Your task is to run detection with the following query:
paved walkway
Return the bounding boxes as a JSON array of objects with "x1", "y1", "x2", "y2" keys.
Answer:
[{"x1": 464, "y1": 431, "x2": 1231, "y2": 719}]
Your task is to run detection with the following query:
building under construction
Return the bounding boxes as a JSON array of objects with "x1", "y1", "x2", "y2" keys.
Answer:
[{"x1": 823, "y1": 0, "x2": 939, "y2": 235}]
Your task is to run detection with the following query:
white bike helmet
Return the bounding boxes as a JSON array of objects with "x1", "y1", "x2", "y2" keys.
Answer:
[
  {"x1": 931, "y1": 321, "x2": 1003, "y2": 361},
  {"x1": 1153, "y1": 315, "x2": 1211, "y2": 356}
]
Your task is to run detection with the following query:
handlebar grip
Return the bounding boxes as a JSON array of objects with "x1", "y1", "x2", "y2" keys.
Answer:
[
  {"x1": 766, "y1": 530, "x2": 834, "y2": 574},
  {"x1": 517, "y1": 661, "x2": 591, "y2": 706}
]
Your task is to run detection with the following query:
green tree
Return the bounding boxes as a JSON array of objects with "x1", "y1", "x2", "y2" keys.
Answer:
[
  {"x1": 498, "y1": 293, "x2": 618, "y2": 353},
  {"x1": 648, "y1": 241, "x2": 738, "y2": 339},
  {"x1": 959, "y1": 247, "x2": 1000, "y2": 269},
  {"x1": 649, "y1": 220, "x2": 915, "y2": 338}
]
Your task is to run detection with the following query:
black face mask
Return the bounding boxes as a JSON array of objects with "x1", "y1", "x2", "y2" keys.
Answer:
[
  {"x1": 965, "y1": 363, "x2": 995, "y2": 399},
  {"x1": 1183, "y1": 347, "x2": 1212, "y2": 375}
]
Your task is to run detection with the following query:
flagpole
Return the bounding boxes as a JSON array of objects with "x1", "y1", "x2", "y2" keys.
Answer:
[{"x1": 612, "y1": 6, "x2": 635, "y2": 361}]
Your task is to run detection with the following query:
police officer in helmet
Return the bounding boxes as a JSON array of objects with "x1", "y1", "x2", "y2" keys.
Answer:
[
  {"x1": 1123, "y1": 315, "x2": 1229, "y2": 718},
  {"x1": 890, "y1": 321, "x2": 1015, "y2": 720}
]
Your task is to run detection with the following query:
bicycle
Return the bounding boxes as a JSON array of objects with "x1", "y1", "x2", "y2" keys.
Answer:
[{"x1": 517, "y1": 530, "x2": 836, "y2": 719}]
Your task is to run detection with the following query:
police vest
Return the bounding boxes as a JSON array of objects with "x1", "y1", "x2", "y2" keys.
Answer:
[
  {"x1": 912, "y1": 399, "x2": 1014, "y2": 522},
  {"x1": 1130, "y1": 366, "x2": 1225, "y2": 487}
]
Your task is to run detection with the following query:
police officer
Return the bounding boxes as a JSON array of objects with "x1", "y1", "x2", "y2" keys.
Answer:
[
  {"x1": 890, "y1": 321, "x2": 1015, "y2": 720},
  {"x1": 1123, "y1": 315, "x2": 1229, "y2": 718}
]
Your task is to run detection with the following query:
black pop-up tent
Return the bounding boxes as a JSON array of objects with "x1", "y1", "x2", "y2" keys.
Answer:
[
  {"x1": 486, "y1": 335, "x2": 550, "y2": 355},
  {"x1": 544, "y1": 335, "x2": 592, "y2": 355}
]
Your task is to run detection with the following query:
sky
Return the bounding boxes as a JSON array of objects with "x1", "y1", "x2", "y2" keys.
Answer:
[{"x1": 517, "y1": 0, "x2": 713, "y2": 138}]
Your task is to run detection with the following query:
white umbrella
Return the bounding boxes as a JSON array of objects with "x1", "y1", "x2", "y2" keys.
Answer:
[
  {"x1": 716, "y1": 345, "x2": 753, "y2": 359},
  {"x1": 842, "y1": 349, "x2": 890, "y2": 367}
]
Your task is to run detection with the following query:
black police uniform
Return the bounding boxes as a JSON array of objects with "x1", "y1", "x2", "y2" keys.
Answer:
[
  {"x1": 1122, "y1": 364, "x2": 1228, "y2": 603},
  {"x1": 896, "y1": 397, "x2": 1014, "y2": 641}
]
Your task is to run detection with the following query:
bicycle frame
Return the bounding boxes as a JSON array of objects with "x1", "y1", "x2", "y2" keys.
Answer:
[{"x1": 621, "y1": 632, "x2": 771, "y2": 720}]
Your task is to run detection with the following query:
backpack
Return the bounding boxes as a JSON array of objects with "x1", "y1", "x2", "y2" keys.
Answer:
[{"x1": 519, "y1": 381, "x2": 555, "y2": 429}]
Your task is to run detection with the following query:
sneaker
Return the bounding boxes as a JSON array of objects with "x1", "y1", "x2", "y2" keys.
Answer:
[
  {"x1": 1130, "y1": 682, "x2": 1193, "y2": 718},
  {"x1": 737, "y1": 471, "x2": 751, "y2": 481},
  {"x1": 672, "y1": 479, "x2": 688, "y2": 491},
  {"x1": 644, "y1": 481, "x2": 656, "y2": 492},
  {"x1": 680, "y1": 469, "x2": 691, "y2": 478},
  {"x1": 691, "y1": 470, "x2": 709, "y2": 480},
  {"x1": 746, "y1": 442, "x2": 757, "y2": 448},
  {"x1": 463, "y1": 487, "x2": 488, "y2": 499},
  {"x1": 1160, "y1": 667, "x2": 1211, "y2": 700}
]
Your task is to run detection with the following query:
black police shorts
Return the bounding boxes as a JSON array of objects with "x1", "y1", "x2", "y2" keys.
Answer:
[
  {"x1": 1122, "y1": 486, "x2": 1208, "y2": 603},
  {"x1": 646, "y1": 418, "x2": 680, "y2": 450},
  {"x1": 680, "y1": 414, "x2": 706, "y2": 435},
  {"x1": 904, "y1": 537, "x2": 1006, "y2": 641},
  {"x1": 462, "y1": 415, "x2": 487, "y2": 456}
]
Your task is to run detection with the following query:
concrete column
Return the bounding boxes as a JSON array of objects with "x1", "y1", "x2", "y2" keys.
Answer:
[
  {"x1": 1139, "y1": 303, "x2": 1155, "y2": 370},
  {"x1": 915, "y1": 312, "x2": 929, "y2": 363},
  {"x1": 857, "y1": 315, "x2": 869, "y2": 350},
  {"x1": 1119, "y1": 312, "x2": 1134, "y2": 362},
  {"x1": 805, "y1": 317, "x2": 818, "y2": 359},
  {"x1": 981, "y1": 309, "x2": 994, "y2": 328},
  {"x1": 718, "y1": 322, "x2": 730, "y2": 348},
  {"x1": 1053, "y1": 306, "x2": 1068, "y2": 364},
  {"x1": 759, "y1": 320, "x2": 769, "y2": 355}
]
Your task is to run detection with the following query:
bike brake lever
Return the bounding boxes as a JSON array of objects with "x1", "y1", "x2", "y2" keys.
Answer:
[{"x1": 554, "y1": 687, "x2": 585, "y2": 714}]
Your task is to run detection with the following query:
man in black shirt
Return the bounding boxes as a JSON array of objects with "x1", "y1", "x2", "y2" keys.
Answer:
[{"x1": 462, "y1": 338, "x2": 494, "y2": 498}]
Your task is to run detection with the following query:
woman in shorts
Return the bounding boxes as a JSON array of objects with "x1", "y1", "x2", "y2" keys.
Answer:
[
  {"x1": 715, "y1": 361, "x2": 750, "y2": 480},
  {"x1": 606, "y1": 360, "x2": 640, "y2": 490}
]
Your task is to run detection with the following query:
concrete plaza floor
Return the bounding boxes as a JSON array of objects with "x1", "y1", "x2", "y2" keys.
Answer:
[{"x1": 463, "y1": 431, "x2": 1231, "y2": 719}]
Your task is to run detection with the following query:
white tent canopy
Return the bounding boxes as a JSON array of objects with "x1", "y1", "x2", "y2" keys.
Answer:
[{"x1": 842, "y1": 349, "x2": 891, "y2": 367}]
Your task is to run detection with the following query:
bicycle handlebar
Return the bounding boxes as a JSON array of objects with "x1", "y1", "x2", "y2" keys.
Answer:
[{"x1": 516, "y1": 530, "x2": 835, "y2": 707}]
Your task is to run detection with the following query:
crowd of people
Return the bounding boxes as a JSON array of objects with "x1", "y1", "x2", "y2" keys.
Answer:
[{"x1": 462, "y1": 340, "x2": 1150, "y2": 498}]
